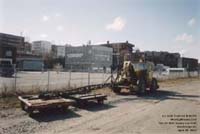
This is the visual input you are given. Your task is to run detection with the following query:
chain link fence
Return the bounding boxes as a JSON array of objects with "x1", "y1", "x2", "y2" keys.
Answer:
[
  {"x1": 0, "y1": 65, "x2": 113, "y2": 95},
  {"x1": 0, "y1": 66, "x2": 199, "y2": 96}
]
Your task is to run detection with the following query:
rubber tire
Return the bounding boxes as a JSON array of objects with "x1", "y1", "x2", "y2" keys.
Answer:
[
  {"x1": 20, "y1": 102, "x2": 25, "y2": 111},
  {"x1": 150, "y1": 78, "x2": 158, "y2": 93},
  {"x1": 27, "y1": 108, "x2": 34, "y2": 116},
  {"x1": 97, "y1": 99, "x2": 104, "y2": 104},
  {"x1": 61, "y1": 106, "x2": 69, "y2": 112},
  {"x1": 112, "y1": 86, "x2": 121, "y2": 94},
  {"x1": 137, "y1": 79, "x2": 146, "y2": 95}
]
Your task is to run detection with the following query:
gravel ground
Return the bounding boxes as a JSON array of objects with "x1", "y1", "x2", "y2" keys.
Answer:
[{"x1": 0, "y1": 78, "x2": 199, "y2": 134}]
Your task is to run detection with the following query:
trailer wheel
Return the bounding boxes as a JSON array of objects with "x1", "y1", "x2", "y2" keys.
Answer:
[
  {"x1": 112, "y1": 86, "x2": 121, "y2": 94},
  {"x1": 137, "y1": 79, "x2": 146, "y2": 95},
  {"x1": 61, "y1": 106, "x2": 69, "y2": 112},
  {"x1": 78, "y1": 100, "x2": 87, "y2": 107},
  {"x1": 150, "y1": 78, "x2": 158, "y2": 93},
  {"x1": 27, "y1": 108, "x2": 34, "y2": 116},
  {"x1": 97, "y1": 99, "x2": 104, "y2": 104},
  {"x1": 20, "y1": 102, "x2": 25, "y2": 111},
  {"x1": 23, "y1": 104, "x2": 29, "y2": 112}
]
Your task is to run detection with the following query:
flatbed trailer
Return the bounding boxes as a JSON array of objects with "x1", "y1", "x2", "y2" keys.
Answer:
[
  {"x1": 18, "y1": 95, "x2": 75, "y2": 115},
  {"x1": 18, "y1": 83, "x2": 109, "y2": 114},
  {"x1": 66, "y1": 93, "x2": 107, "y2": 107}
]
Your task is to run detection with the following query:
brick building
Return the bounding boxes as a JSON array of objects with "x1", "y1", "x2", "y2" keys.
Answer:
[
  {"x1": 101, "y1": 41, "x2": 134, "y2": 70},
  {"x1": 0, "y1": 33, "x2": 24, "y2": 63}
]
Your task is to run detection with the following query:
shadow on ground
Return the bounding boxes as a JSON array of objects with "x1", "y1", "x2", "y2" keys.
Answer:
[
  {"x1": 30, "y1": 102, "x2": 115, "y2": 122},
  {"x1": 30, "y1": 109, "x2": 81, "y2": 122},
  {"x1": 110, "y1": 89, "x2": 200, "y2": 104},
  {"x1": 141, "y1": 90, "x2": 200, "y2": 101},
  {"x1": 76, "y1": 102, "x2": 116, "y2": 112}
]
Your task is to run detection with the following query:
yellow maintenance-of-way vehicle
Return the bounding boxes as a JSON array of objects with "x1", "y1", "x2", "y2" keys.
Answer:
[{"x1": 111, "y1": 61, "x2": 159, "y2": 94}]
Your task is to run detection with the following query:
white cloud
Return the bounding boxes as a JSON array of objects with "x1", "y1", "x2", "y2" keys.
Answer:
[
  {"x1": 56, "y1": 25, "x2": 64, "y2": 31},
  {"x1": 42, "y1": 15, "x2": 49, "y2": 22},
  {"x1": 175, "y1": 33, "x2": 194, "y2": 43},
  {"x1": 40, "y1": 34, "x2": 48, "y2": 38},
  {"x1": 188, "y1": 18, "x2": 196, "y2": 27},
  {"x1": 106, "y1": 17, "x2": 126, "y2": 31}
]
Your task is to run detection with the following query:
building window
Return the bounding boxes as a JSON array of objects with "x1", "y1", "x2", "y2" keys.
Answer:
[{"x1": 5, "y1": 50, "x2": 12, "y2": 57}]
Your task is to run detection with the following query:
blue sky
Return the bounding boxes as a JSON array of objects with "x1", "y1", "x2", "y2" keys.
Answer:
[{"x1": 0, "y1": 0, "x2": 200, "y2": 60}]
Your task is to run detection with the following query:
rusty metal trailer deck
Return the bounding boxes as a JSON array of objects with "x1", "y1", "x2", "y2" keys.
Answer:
[
  {"x1": 18, "y1": 95, "x2": 75, "y2": 114},
  {"x1": 18, "y1": 83, "x2": 109, "y2": 114},
  {"x1": 66, "y1": 93, "x2": 107, "y2": 107}
]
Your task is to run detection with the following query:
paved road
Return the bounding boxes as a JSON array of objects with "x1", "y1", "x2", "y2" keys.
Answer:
[{"x1": 0, "y1": 78, "x2": 199, "y2": 134}]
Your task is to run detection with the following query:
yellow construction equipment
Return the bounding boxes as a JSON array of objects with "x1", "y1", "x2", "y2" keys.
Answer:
[{"x1": 112, "y1": 60, "x2": 159, "y2": 94}]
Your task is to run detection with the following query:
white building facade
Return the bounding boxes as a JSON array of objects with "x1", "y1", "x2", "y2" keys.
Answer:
[
  {"x1": 65, "y1": 45, "x2": 113, "y2": 72},
  {"x1": 32, "y1": 41, "x2": 52, "y2": 55},
  {"x1": 56, "y1": 46, "x2": 65, "y2": 57}
]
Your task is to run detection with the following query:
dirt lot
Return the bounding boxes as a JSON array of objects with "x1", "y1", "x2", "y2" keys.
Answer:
[{"x1": 0, "y1": 78, "x2": 199, "y2": 134}]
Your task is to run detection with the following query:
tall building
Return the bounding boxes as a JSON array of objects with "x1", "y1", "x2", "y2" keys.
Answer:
[
  {"x1": 57, "y1": 45, "x2": 66, "y2": 57},
  {"x1": 52, "y1": 45, "x2": 65, "y2": 58},
  {"x1": 16, "y1": 41, "x2": 33, "y2": 58},
  {"x1": 178, "y1": 57, "x2": 198, "y2": 71},
  {"x1": 132, "y1": 51, "x2": 181, "y2": 68},
  {"x1": 32, "y1": 41, "x2": 52, "y2": 55},
  {"x1": 65, "y1": 45, "x2": 113, "y2": 71},
  {"x1": 100, "y1": 41, "x2": 135, "y2": 70},
  {"x1": 0, "y1": 33, "x2": 24, "y2": 63}
]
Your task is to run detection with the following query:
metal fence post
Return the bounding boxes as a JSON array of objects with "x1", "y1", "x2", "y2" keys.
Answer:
[
  {"x1": 110, "y1": 67, "x2": 113, "y2": 84},
  {"x1": 68, "y1": 66, "x2": 71, "y2": 89},
  {"x1": 81, "y1": 65, "x2": 83, "y2": 87},
  {"x1": 88, "y1": 67, "x2": 90, "y2": 86},
  {"x1": 102, "y1": 71, "x2": 105, "y2": 84},
  {"x1": 14, "y1": 65, "x2": 17, "y2": 92},
  {"x1": 47, "y1": 69, "x2": 50, "y2": 91}
]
